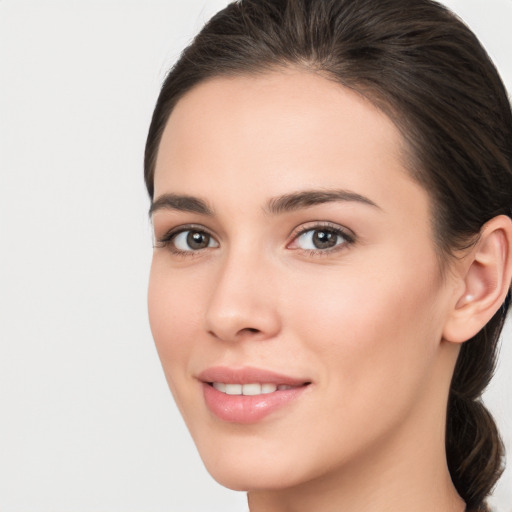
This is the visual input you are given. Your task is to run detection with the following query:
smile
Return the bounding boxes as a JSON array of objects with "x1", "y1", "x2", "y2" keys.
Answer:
[
  {"x1": 211, "y1": 382, "x2": 297, "y2": 395},
  {"x1": 199, "y1": 367, "x2": 311, "y2": 423}
]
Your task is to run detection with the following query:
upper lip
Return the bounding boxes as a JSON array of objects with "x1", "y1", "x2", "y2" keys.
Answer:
[{"x1": 198, "y1": 366, "x2": 311, "y2": 386}]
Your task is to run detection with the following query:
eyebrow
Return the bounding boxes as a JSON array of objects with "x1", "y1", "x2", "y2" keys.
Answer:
[
  {"x1": 150, "y1": 193, "x2": 214, "y2": 216},
  {"x1": 265, "y1": 189, "x2": 380, "y2": 214},
  {"x1": 149, "y1": 188, "x2": 380, "y2": 217}
]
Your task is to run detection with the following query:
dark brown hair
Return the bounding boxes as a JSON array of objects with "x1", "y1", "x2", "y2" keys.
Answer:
[{"x1": 144, "y1": 0, "x2": 512, "y2": 508}]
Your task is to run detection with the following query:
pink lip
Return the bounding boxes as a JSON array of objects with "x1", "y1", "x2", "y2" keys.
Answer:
[
  {"x1": 198, "y1": 366, "x2": 311, "y2": 424},
  {"x1": 198, "y1": 366, "x2": 309, "y2": 386}
]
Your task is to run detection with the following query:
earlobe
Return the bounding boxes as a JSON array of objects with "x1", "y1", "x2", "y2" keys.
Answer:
[{"x1": 443, "y1": 215, "x2": 512, "y2": 344}]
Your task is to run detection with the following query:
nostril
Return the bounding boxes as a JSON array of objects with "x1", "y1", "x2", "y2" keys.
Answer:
[{"x1": 207, "y1": 327, "x2": 261, "y2": 341}]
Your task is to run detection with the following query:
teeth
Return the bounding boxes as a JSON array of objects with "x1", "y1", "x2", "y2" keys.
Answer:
[
  {"x1": 212, "y1": 382, "x2": 226, "y2": 392},
  {"x1": 211, "y1": 382, "x2": 284, "y2": 395},
  {"x1": 242, "y1": 383, "x2": 262, "y2": 396},
  {"x1": 261, "y1": 383, "x2": 278, "y2": 394},
  {"x1": 225, "y1": 384, "x2": 242, "y2": 395}
]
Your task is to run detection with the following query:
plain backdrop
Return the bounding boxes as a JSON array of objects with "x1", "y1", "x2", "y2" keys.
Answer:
[{"x1": 0, "y1": 1, "x2": 511, "y2": 511}]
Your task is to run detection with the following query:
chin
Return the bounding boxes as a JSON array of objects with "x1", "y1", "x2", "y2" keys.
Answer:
[
  {"x1": 204, "y1": 460, "x2": 305, "y2": 492},
  {"x1": 192, "y1": 431, "x2": 313, "y2": 492}
]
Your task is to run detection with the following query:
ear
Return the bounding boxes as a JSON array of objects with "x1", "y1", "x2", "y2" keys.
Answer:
[{"x1": 443, "y1": 215, "x2": 512, "y2": 344}]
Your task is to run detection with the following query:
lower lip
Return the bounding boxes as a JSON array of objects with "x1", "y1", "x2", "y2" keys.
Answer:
[{"x1": 202, "y1": 383, "x2": 309, "y2": 424}]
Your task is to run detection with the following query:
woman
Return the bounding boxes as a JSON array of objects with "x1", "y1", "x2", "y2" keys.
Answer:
[{"x1": 144, "y1": 0, "x2": 512, "y2": 510}]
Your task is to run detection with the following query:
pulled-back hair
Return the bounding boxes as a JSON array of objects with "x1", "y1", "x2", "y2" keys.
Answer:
[{"x1": 144, "y1": 0, "x2": 512, "y2": 508}]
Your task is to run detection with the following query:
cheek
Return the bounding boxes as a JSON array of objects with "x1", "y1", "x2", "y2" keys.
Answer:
[
  {"x1": 147, "y1": 259, "x2": 203, "y2": 379},
  {"x1": 147, "y1": 258, "x2": 213, "y2": 425},
  {"x1": 273, "y1": 258, "x2": 445, "y2": 473},
  {"x1": 286, "y1": 249, "x2": 443, "y2": 404}
]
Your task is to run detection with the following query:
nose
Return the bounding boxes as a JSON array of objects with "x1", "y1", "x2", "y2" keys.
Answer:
[{"x1": 204, "y1": 250, "x2": 281, "y2": 343}]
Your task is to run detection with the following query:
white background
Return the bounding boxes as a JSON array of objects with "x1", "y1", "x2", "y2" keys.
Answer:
[{"x1": 0, "y1": 1, "x2": 510, "y2": 511}]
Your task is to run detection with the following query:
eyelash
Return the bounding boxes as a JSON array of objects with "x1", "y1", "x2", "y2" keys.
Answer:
[
  {"x1": 154, "y1": 224, "x2": 218, "y2": 256},
  {"x1": 288, "y1": 222, "x2": 356, "y2": 256},
  {"x1": 154, "y1": 222, "x2": 356, "y2": 256}
]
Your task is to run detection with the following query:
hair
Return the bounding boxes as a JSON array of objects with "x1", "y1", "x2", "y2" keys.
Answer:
[{"x1": 144, "y1": 0, "x2": 512, "y2": 508}]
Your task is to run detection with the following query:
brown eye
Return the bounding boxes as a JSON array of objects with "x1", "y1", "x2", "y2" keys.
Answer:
[
  {"x1": 172, "y1": 230, "x2": 219, "y2": 251},
  {"x1": 187, "y1": 231, "x2": 210, "y2": 249},
  {"x1": 311, "y1": 230, "x2": 338, "y2": 249},
  {"x1": 295, "y1": 228, "x2": 345, "y2": 250},
  {"x1": 289, "y1": 225, "x2": 354, "y2": 253}
]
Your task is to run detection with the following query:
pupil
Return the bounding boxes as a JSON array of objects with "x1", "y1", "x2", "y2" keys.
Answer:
[
  {"x1": 313, "y1": 230, "x2": 337, "y2": 249},
  {"x1": 187, "y1": 231, "x2": 209, "y2": 249}
]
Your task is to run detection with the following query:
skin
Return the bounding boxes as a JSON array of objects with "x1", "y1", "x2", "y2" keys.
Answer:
[{"x1": 148, "y1": 70, "x2": 469, "y2": 512}]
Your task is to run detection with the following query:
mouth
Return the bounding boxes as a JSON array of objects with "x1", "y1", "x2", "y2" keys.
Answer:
[
  {"x1": 198, "y1": 367, "x2": 312, "y2": 423},
  {"x1": 208, "y1": 382, "x2": 304, "y2": 396}
]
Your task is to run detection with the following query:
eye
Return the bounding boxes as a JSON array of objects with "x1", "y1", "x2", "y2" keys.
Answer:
[
  {"x1": 295, "y1": 228, "x2": 342, "y2": 250},
  {"x1": 155, "y1": 227, "x2": 219, "y2": 253},
  {"x1": 288, "y1": 224, "x2": 354, "y2": 252},
  {"x1": 173, "y1": 230, "x2": 218, "y2": 251}
]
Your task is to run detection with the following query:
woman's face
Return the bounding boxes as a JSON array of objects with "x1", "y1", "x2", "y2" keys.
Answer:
[{"x1": 148, "y1": 70, "x2": 459, "y2": 491}]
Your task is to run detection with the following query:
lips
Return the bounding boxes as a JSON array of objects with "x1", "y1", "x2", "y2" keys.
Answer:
[{"x1": 198, "y1": 366, "x2": 311, "y2": 423}]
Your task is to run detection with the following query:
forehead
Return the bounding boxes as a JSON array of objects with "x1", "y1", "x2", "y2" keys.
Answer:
[{"x1": 154, "y1": 69, "x2": 427, "y2": 219}]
